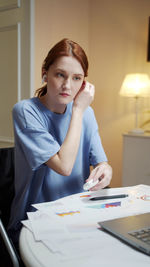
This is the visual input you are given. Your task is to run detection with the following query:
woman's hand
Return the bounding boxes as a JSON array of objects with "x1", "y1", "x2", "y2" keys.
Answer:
[
  {"x1": 73, "y1": 81, "x2": 95, "y2": 112},
  {"x1": 85, "y1": 162, "x2": 112, "y2": 191}
]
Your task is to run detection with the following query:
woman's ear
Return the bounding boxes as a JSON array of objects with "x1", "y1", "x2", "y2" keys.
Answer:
[
  {"x1": 42, "y1": 68, "x2": 47, "y2": 83},
  {"x1": 42, "y1": 74, "x2": 47, "y2": 84}
]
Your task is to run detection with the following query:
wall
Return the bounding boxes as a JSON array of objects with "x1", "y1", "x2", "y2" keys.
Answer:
[
  {"x1": 34, "y1": 0, "x2": 150, "y2": 187},
  {"x1": 34, "y1": 0, "x2": 90, "y2": 89},
  {"x1": 89, "y1": 0, "x2": 150, "y2": 187},
  {"x1": 0, "y1": 0, "x2": 31, "y2": 147}
]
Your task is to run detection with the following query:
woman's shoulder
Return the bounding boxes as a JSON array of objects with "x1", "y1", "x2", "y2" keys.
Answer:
[
  {"x1": 84, "y1": 105, "x2": 95, "y2": 118},
  {"x1": 12, "y1": 98, "x2": 47, "y2": 129},
  {"x1": 83, "y1": 106, "x2": 98, "y2": 129},
  {"x1": 12, "y1": 98, "x2": 44, "y2": 126},
  {"x1": 13, "y1": 97, "x2": 39, "y2": 113}
]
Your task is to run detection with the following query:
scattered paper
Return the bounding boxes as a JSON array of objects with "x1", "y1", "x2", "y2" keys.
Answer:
[{"x1": 21, "y1": 184, "x2": 150, "y2": 261}]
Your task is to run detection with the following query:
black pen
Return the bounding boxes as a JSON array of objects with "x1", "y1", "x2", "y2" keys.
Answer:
[{"x1": 90, "y1": 194, "x2": 128, "y2": 201}]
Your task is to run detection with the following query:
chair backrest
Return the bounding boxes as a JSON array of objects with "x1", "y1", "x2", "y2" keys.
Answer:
[
  {"x1": 0, "y1": 147, "x2": 15, "y2": 227},
  {"x1": 0, "y1": 217, "x2": 20, "y2": 267},
  {"x1": 0, "y1": 147, "x2": 21, "y2": 267}
]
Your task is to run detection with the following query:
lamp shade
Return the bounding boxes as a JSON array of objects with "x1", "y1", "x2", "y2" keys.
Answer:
[{"x1": 119, "y1": 73, "x2": 150, "y2": 97}]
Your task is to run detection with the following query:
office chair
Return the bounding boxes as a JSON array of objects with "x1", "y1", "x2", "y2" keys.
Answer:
[{"x1": 0, "y1": 147, "x2": 20, "y2": 267}]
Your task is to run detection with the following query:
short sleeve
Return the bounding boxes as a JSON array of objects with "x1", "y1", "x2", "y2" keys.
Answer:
[{"x1": 13, "y1": 101, "x2": 60, "y2": 170}]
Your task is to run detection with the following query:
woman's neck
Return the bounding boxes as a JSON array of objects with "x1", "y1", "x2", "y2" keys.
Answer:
[{"x1": 39, "y1": 95, "x2": 67, "y2": 114}]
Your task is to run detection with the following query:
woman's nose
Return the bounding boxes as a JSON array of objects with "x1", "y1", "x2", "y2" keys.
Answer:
[{"x1": 62, "y1": 78, "x2": 71, "y2": 90}]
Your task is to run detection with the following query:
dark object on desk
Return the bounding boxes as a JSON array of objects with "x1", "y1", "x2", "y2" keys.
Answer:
[
  {"x1": 0, "y1": 147, "x2": 20, "y2": 267},
  {"x1": 90, "y1": 194, "x2": 128, "y2": 201},
  {"x1": 99, "y1": 213, "x2": 150, "y2": 256}
]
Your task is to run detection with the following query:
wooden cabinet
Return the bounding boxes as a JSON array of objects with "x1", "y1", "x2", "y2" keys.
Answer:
[{"x1": 122, "y1": 133, "x2": 150, "y2": 186}]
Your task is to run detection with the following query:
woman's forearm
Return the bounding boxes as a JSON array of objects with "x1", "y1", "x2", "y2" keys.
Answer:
[
  {"x1": 45, "y1": 107, "x2": 83, "y2": 175},
  {"x1": 46, "y1": 82, "x2": 95, "y2": 175}
]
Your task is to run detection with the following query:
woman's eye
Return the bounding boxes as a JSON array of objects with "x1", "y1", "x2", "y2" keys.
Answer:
[
  {"x1": 73, "y1": 76, "x2": 81, "y2": 81},
  {"x1": 56, "y1": 73, "x2": 64, "y2": 78}
]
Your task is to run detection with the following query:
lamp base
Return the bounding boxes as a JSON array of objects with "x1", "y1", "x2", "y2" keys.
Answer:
[{"x1": 128, "y1": 128, "x2": 145, "y2": 134}]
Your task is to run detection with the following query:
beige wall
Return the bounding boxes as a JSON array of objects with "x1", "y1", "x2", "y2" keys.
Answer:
[
  {"x1": 34, "y1": 0, "x2": 150, "y2": 187},
  {"x1": 34, "y1": 0, "x2": 90, "y2": 89},
  {"x1": 0, "y1": 0, "x2": 30, "y2": 147}
]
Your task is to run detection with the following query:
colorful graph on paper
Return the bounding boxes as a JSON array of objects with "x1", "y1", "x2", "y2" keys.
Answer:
[
  {"x1": 56, "y1": 210, "x2": 80, "y2": 217},
  {"x1": 86, "y1": 201, "x2": 121, "y2": 209},
  {"x1": 80, "y1": 194, "x2": 91, "y2": 198}
]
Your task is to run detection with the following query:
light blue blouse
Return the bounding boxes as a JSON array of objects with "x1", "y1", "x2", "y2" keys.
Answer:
[{"x1": 8, "y1": 97, "x2": 107, "y2": 241}]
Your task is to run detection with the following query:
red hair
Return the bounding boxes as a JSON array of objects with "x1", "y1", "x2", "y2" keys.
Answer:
[{"x1": 35, "y1": 38, "x2": 89, "y2": 97}]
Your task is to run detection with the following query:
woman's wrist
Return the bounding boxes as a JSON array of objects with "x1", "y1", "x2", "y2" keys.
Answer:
[{"x1": 72, "y1": 105, "x2": 84, "y2": 118}]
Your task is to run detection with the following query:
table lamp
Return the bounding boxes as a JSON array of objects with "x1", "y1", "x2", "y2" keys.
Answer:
[{"x1": 119, "y1": 73, "x2": 150, "y2": 134}]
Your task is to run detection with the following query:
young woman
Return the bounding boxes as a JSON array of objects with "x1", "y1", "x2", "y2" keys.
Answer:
[{"x1": 8, "y1": 38, "x2": 112, "y2": 244}]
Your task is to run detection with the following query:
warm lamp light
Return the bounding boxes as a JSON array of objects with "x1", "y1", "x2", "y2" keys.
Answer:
[{"x1": 119, "y1": 73, "x2": 150, "y2": 134}]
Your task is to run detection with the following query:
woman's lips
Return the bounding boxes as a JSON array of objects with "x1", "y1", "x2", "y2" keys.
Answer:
[{"x1": 59, "y1": 93, "x2": 70, "y2": 97}]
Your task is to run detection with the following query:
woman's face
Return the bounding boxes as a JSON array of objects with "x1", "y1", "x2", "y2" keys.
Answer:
[{"x1": 44, "y1": 56, "x2": 84, "y2": 113}]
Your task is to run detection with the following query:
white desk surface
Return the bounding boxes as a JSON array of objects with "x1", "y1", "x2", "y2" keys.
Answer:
[
  {"x1": 19, "y1": 185, "x2": 150, "y2": 267},
  {"x1": 20, "y1": 224, "x2": 150, "y2": 267}
]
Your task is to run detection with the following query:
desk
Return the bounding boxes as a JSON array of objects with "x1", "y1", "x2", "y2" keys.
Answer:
[{"x1": 19, "y1": 186, "x2": 150, "y2": 267}]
